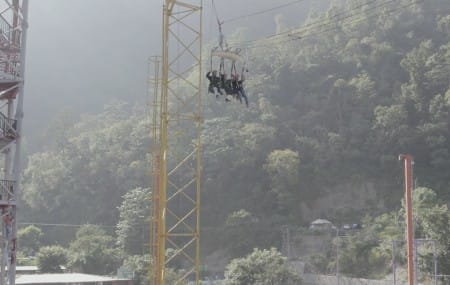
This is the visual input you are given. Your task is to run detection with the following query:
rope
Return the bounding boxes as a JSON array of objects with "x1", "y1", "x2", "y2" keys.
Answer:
[{"x1": 212, "y1": 0, "x2": 226, "y2": 50}]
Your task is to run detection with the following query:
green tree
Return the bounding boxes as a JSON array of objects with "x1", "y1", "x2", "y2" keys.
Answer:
[
  {"x1": 116, "y1": 187, "x2": 151, "y2": 255},
  {"x1": 121, "y1": 255, "x2": 150, "y2": 285},
  {"x1": 264, "y1": 149, "x2": 300, "y2": 215},
  {"x1": 120, "y1": 255, "x2": 187, "y2": 285},
  {"x1": 408, "y1": 187, "x2": 450, "y2": 274},
  {"x1": 67, "y1": 225, "x2": 121, "y2": 275},
  {"x1": 223, "y1": 210, "x2": 259, "y2": 257},
  {"x1": 224, "y1": 248, "x2": 301, "y2": 285},
  {"x1": 18, "y1": 225, "x2": 43, "y2": 256},
  {"x1": 21, "y1": 101, "x2": 149, "y2": 228},
  {"x1": 37, "y1": 245, "x2": 67, "y2": 273}
]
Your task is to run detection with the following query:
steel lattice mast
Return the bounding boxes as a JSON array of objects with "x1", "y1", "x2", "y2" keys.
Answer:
[
  {"x1": 0, "y1": 1, "x2": 28, "y2": 285},
  {"x1": 150, "y1": 1, "x2": 202, "y2": 285}
]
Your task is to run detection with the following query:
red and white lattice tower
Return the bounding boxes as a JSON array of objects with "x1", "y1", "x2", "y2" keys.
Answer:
[{"x1": 0, "y1": 1, "x2": 28, "y2": 285}]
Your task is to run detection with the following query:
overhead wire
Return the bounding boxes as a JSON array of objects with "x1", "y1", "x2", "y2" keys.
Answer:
[
  {"x1": 211, "y1": 0, "x2": 309, "y2": 50},
  {"x1": 286, "y1": 0, "x2": 400, "y2": 39},
  {"x1": 207, "y1": 0, "x2": 432, "y2": 77},
  {"x1": 228, "y1": 0, "x2": 397, "y2": 48},
  {"x1": 222, "y1": 0, "x2": 308, "y2": 24},
  {"x1": 207, "y1": 0, "x2": 395, "y2": 71},
  {"x1": 236, "y1": 0, "x2": 424, "y2": 51},
  {"x1": 19, "y1": 222, "x2": 117, "y2": 228},
  {"x1": 206, "y1": 0, "x2": 419, "y2": 79}
]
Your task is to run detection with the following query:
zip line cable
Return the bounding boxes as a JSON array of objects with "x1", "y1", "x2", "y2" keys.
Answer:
[
  {"x1": 211, "y1": 0, "x2": 308, "y2": 48},
  {"x1": 224, "y1": 0, "x2": 385, "y2": 46},
  {"x1": 205, "y1": 0, "x2": 394, "y2": 68},
  {"x1": 229, "y1": 0, "x2": 397, "y2": 48},
  {"x1": 202, "y1": 0, "x2": 421, "y2": 70},
  {"x1": 287, "y1": 0, "x2": 399, "y2": 40},
  {"x1": 207, "y1": 0, "x2": 396, "y2": 60},
  {"x1": 237, "y1": 0, "x2": 423, "y2": 51},
  {"x1": 204, "y1": 0, "x2": 419, "y2": 70},
  {"x1": 222, "y1": 0, "x2": 308, "y2": 24},
  {"x1": 285, "y1": 0, "x2": 423, "y2": 47}
]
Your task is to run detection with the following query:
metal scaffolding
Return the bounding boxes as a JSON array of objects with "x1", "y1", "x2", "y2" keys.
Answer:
[
  {"x1": 150, "y1": 1, "x2": 202, "y2": 285},
  {"x1": 0, "y1": 1, "x2": 28, "y2": 285}
]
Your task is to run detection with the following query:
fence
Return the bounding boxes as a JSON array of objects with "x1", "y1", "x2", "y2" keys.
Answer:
[{"x1": 303, "y1": 274, "x2": 407, "y2": 285}]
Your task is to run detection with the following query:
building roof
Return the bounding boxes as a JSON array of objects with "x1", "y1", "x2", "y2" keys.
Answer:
[
  {"x1": 16, "y1": 273, "x2": 129, "y2": 284},
  {"x1": 16, "y1": 266, "x2": 38, "y2": 272},
  {"x1": 310, "y1": 219, "x2": 332, "y2": 225}
]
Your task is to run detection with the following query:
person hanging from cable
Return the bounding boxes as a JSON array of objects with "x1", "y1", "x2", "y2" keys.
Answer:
[
  {"x1": 230, "y1": 73, "x2": 241, "y2": 103},
  {"x1": 227, "y1": 61, "x2": 241, "y2": 102},
  {"x1": 235, "y1": 73, "x2": 248, "y2": 107},
  {"x1": 206, "y1": 70, "x2": 223, "y2": 98},
  {"x1": 221, "y1": 72, "x2": 233, "y2": 102}
]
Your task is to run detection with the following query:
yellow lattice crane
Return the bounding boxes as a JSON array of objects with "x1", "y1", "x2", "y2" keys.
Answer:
[{"x1": 150, "y1": 1, "x2": 202, "y2": 285}]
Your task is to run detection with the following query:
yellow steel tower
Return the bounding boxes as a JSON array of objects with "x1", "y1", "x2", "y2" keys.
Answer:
[{"x1": 150, "y1": 1, "x2": 202, "y2": 285}]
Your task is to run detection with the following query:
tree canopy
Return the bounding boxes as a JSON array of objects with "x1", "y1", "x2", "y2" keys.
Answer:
[{"x1": 224, "y1": 248, "x2": 301, "y2": 285}]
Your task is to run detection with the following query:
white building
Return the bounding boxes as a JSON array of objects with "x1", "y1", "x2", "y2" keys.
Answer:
[{"x1": 309, "y1": 219, "x2": 334, "y2": 230}]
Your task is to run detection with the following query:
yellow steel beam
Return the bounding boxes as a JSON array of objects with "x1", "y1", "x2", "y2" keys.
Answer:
[{"x1": 151, "y1": 1, "x2": 202, "y2": 285}]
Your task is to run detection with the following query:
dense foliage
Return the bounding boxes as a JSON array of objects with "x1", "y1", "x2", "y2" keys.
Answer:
[
  {"x1": 37, "y1": 245, "x2": 67, "y2": 273},
  {"x1": 22, "y1": 102, "x2": 149, "y2": 226},
  {"x1": 312, "y1": 187, "x2": 450, "y2": 278},
  {"x1": 224, "y1": 248, "x2": 301, "y2": 285},
  {"x1": 19, "y1": 0, "x2": 450, "y2": 280},
  {"x1": 18, "y1": 225, "x2": 43, "y2": 256},
  {"x1": 67, "y1": 225, "x2": 121, "y2": 275},
  {"x1": 116, "y1": 187, "x2": 150, "y2": 256}
]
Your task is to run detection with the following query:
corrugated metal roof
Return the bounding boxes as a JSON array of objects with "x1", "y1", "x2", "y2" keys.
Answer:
[{"x1": 16, "y1": 273, "x2": 128, "y2": 284}]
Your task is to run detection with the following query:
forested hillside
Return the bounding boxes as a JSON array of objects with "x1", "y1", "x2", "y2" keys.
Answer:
[
  {"x1": 20, "y1": 0, "x2": 450, "y2": 280},
  {"x1": 200, "y1": 0, "x2": 450, "y2": 247}
]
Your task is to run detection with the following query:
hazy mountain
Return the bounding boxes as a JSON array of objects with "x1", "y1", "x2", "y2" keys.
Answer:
[{"x1": 23, "y1": 0, "x2": 329, "y2": 152}]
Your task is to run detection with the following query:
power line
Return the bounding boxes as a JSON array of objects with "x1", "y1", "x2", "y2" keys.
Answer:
[
  {"x1": 19, "y1": 222, "x2": 117, "y2": 228},
  {"x1": 222, "y1": 0, "x2": 308, "y2": 24},
  {"x1": 235, "y1": 0, "x2": 397, "y2": 48},
  {"x1": 206, "y1": 0, "x2": 394, "y2": 68},
  {"x1": 290, "y1": 0, "x2": 422, "y2": 45},
  {"x1": 240, "y1": 0, "x2": 423, "y2": 51},
  {"x1": 211, "y1": 0, "x2": 393, "y2": 57},
  {"x1": 230, "y1": 0, "x2": 387, "y2": 46},
  {"x1": 288, "y1": 0, "x2": 398, "y2": 39}
]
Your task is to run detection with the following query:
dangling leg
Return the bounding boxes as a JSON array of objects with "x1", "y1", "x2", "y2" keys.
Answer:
[
  {"x1": 225, "y1": 91, "x2": 231, "y2": 102},
  {"x1": 240, "y1": 89, "x2": 249, "y2": 107},
  {"x1": 236, "y1": 91, "x2": 242, "y2": 104},
  {"x1": 208, "y1": 84, "x2": 215, "y2": 94},
  {"x1": 217, "y1": 86, "x2": 224, "y2": 96}
]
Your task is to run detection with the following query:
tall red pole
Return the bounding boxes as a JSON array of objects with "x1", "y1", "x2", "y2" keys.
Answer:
[{"x1": 399, "y1": 154, "x2": 414, "y2": 285}]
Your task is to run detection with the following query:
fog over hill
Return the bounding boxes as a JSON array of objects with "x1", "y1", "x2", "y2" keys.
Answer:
[{"x1": 23, "y1": 0, "x2": 329, "y2": 153}]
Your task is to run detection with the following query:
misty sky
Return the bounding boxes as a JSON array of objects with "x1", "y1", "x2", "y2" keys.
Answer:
[{"x1": 22, "y1": 0, "x2": 328, "y2": 148}]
